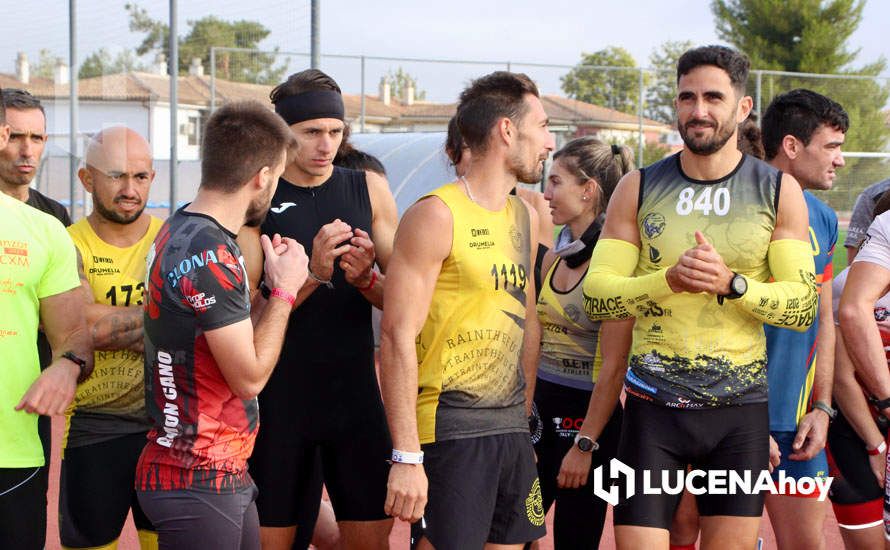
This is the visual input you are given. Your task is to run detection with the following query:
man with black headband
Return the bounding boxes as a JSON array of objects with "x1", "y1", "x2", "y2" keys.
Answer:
[{"x1": 239, "y1": 69, "x2": 398, "y2": 550}]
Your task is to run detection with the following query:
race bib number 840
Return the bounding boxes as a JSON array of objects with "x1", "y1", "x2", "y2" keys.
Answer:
[{"x1": 676, "y1": 186, "x2": 730, "y2": 216}]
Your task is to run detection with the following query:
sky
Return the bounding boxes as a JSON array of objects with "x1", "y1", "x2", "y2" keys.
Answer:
[{"x1": 1, "y1": 0, "x2": 888, "y2": 102}]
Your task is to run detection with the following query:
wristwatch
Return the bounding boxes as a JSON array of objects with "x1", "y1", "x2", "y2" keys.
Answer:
[
  {"x1": 574, "y1": 434, "x2": 599, "y2": 453},
  {"x1": 259, "y1": 280, "x2": 272, "y2": 300},
  {"x1": 717, "y1": 272, "x2": 748, "y2": 305},
  {"x1": 61, "y1": 351, "x2": 90, "y2": 384}
]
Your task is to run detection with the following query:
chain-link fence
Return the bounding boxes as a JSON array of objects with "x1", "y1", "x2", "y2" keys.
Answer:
[
  {"x1": 6, "y1": 43, "x2": 889, "y2": 219},
  {"x1": 203, "y1": 49, "x2": 890, "y2": 213}
]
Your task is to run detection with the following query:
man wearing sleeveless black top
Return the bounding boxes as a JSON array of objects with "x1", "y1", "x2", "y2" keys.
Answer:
[{"x1": 238, "y1": 69, "x2": 398, "y2": 550}]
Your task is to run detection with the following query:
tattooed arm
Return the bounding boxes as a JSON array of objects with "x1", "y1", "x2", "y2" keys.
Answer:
[{"x1": 76, "y1": 249, "x2": 144, "y2": 353}]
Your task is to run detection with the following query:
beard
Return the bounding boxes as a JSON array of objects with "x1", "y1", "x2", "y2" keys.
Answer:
[
  {"x1": 679, "y1": 117, "x2": 737, "y2": 156},
  {"x1": 0, "y1": 165, "x2": 34, "y2": 187},
  {"x1": 93, "y1": 197, "x2": 145, "y2": 225},
  {"x1": 243, "y1": 198, "x2": 268, "y2": 228},
  {"x1": 244, "y1": 186, "x2": 273, "y2": 228},
  {"x1": 509, "y1": 145, "x2": 546, "y2": 184}
]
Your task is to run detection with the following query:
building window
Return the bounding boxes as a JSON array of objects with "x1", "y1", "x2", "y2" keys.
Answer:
[{"x1": 179, "y1": 115, "x2": 199, "y2": 146}]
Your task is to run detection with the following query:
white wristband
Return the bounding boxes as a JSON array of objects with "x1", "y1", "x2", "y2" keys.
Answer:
[{"x1": 391, "y1": 449, "x2": 424, "y2": 464}]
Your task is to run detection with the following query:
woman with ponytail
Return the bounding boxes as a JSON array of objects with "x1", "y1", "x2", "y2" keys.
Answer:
[{"x1": 529, "y1": 137, "x2": 635, "y2": 548}]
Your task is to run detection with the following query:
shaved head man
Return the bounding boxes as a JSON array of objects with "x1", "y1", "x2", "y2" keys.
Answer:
[{"x1": 60, "y1": 126, "x2": 162, "y2": 549}]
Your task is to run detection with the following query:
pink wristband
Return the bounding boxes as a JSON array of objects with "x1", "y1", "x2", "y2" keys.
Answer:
[{"x1": 270, "y1": 288, "x2": 296, "y2": 307}]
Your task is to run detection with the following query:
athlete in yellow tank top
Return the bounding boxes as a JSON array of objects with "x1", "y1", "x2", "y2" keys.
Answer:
[
  {"x1": 380, "y1": 73, "x2": 554, "y2": 547},
  {"x1": 59, "y1": 127, "x2": 160, "y2": 550},
  {"x1": 416, "y1": 182, "x2": 531, "y2": 443},
  {"x1": 66, "y1": 215, "x2": 162, "y2": 445}
]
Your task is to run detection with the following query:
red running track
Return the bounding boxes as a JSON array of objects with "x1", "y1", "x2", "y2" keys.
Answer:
[{"x1": 43, "y1": 416, "x2": 845, "y2": 549}]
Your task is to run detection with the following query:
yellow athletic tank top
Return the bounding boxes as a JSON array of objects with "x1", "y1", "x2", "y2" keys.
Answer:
[
  {"x1": 65, "y1": 216, "x2": 163, "y2": 448},
  {"x1": 629, "y1": 154, "x2": 778, "y2": 408},
  {"x1": 416, "y1": 183, "x2": 531, "y2": 444},
  {"x1": 537, "y1": 258, "x2": 602, "y2": 390}
]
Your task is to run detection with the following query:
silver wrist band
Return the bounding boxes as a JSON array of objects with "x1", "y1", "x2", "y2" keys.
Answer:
[{"x1": 308, "y1": 268, "x2": 334, "y2": 289}]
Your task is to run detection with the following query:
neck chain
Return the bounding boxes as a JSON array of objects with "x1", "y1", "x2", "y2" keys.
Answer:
[{"x1": 459, "y1": 175, "x2": 479, "y2": 205}]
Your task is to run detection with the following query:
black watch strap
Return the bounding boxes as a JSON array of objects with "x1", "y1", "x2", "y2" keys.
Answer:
[
  {"x1": 62, "y1": 351, "x2": 90, "y2": 383},
  {"x1": 871, "y1": 395, "x2": 890, "y2": 412},
  {"x1": 259, "y1": 280, "x2": 272, "y2": 300}
]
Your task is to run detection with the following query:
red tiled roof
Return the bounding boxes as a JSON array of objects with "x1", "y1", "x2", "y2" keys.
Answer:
[
  {"x1": 542, "y1": 95, "x2": 666, "y2": 128},
  {"x1": 0, "y1": 72, "x2": 670, "y2": 132}
]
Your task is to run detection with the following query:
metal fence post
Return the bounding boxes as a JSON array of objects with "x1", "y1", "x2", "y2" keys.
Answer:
[
  {"x1": 69, "y1": 0, "x2": 78, "y2": 218},
  {"x1": 755, "y1": 71, "x2": 762, "y2": 117},
  {"x1": 210, "y1": 47, "x2": 216, "y2": 113},
  {"x1": 360, "y1": 55, "x2": 366, "y2": 133},
  {"x1": 169, "y1": 0, "x2": 178, "y2": 216},
  {"x1": 310, "y1": 0, "x2": 320, "y2": 69},
  {"x1": 638, "y1": 67, "x2": 645, "y2": 166}
]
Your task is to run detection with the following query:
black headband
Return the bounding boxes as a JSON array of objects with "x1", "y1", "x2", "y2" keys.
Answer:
[{"x1": 274, "y1": 90, "x2": 345, "y2": 125}]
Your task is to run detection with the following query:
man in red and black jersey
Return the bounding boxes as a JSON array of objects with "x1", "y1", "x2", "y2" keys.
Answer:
[{"x1": 135, "y1": 101, "x2": 308, "y2": 549}]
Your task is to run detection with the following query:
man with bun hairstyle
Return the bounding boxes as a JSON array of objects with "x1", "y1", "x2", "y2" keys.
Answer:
[{"x1": 380, "y1": 71, "x2": 554, "y2": 550}]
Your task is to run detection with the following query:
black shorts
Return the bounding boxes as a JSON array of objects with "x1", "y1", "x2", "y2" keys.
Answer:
[
  {"x1": 249, "y1": 396, "x2": 392, "y2": 525},
  {"x1": 826, "y1": 409, "x2": 886, "y2": 529},
  {"x1": 533, "y1": 377, "x2": 622, "y2": 549},
  {"x1": 411, "y1": 432, "x2": 546, "y2": 550},
  {"x1": 0, "y1": 465, "x2": 47, "y2": 550},
  {"x1": 60, "y1": 431, "x2": 155, "y2": 547},
  {"x1": 138, "y1": 483, "x2": 259, "y2": 550},
  {"x1": 613, "y1": 396, "x2": 768, "y2": 529}
]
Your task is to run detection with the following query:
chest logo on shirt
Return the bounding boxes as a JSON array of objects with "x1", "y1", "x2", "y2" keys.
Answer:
[
  {"x1": 89, "y1": 255, "x2": 121, "y2": 275},
  {"x1": 0, "y1": 240, "x2": 29, "y2": 267},
  {"x1": 564, "y1": 304, "x2": 581, "y2": 324},
  {"x1": 469, "y1": 227, "x2": 495, "y2": 250},
  {"x1": 510, "y1": 225, "x2": 522, "y2": 253},
  {"x1": 642, "y1": 213, "x2": 666, "y2": 239},
  {"x1": 165, "y1": 249, "x2": 220, "y2": 288},
  {"x1": 649, "y1": 245, "x2": 662, "y2": 264},
  {"x1": 271, "y1": 202, "x2": 297, "y2": 214}
]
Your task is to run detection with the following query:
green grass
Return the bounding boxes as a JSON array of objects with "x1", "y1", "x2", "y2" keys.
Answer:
[{"x1": 833, "y1": 228, "x2": 848, "y2": 277}]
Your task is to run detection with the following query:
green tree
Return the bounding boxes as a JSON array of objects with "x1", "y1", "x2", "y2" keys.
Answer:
[
  {"x1": 387, "y1": 67, "x2": 427, "y2": 101},
  {"x1": 645, "y1": 40, "x2": 695, "y2": 124},
  {"x1": 79, "y1": 48, "x2": 145, "y2": 79},
  {"x1": 125, "y1": 3, "x2": 288, "y2": 84},
  {"x1": 711, "y1": 0, "x2": 889, "y2": 157},
  {"x1": 712, "y1": 0, "x2": 864, "y2": 73},
  {"x1": 561, "y1": 47, "x2": 640, "y2": 114},
  {"x1": 32, "y1": 49, "x2": 64, "y2": 80},
  {"x1": 620, "y1": 137, "x2": 672, "y2": 167}
]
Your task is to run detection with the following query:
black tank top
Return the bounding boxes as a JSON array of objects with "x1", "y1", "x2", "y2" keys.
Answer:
[{"x1": 260, "y1": 166, "x2": 375, "y2": 405}]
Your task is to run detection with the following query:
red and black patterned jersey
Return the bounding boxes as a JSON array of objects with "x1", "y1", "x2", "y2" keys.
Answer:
[{"x1": 136, "y1": 208, "x2": 255, "y2": 493}]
